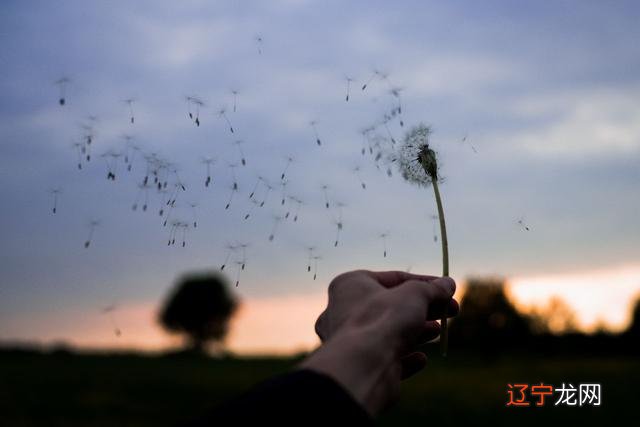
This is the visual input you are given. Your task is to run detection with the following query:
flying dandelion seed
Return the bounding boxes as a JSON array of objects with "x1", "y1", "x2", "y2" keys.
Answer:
[
  {"x1": 361, "y1": 69, "x2": 381, "y2": 91},
  {"x1": 321, "y1": 184, "x2": 331, "y2": 209},
  {"x1": 331, "y1": 202, "x2": 346, "y2": 247},
  {"x1": 166, "y1": 220, "x2": 180, "y2": 246},
  {"x1": 305, "y1": 246, "x2": 315, "y2": 272},
  {"x1": 224, "y1": 185, "x2": 238, "y2": 210},
  {"x1": 259, "y1": 181, "x2": 273, "y2": 207},
  {"x1": 131, "y1": 183, "x2": 150, "y2": 212},
  {"x1": 84, "y1": 220, "x2": 100, "y2": 248},
  {"x1": 189, "y1": 203, "x2": 198, "y2": 228},
  {"x1": 238, "y1": 243, "x2": 249, "y2": 270},
  {"x1": 49, "y1": 188, "x2": 62, "y2": 214},
  {"x1": 102, "y1": 304, "x2": 121, "y2": 337},
  {"x1": 218, "y1": 107, "x2": 234, "y2": 134},
  {"x1": 279, "y1": 180, "x2": 288, "y2": 205},
  {"x1": 202, "y1": 157, "x2": 215, "y2": 187},
  {"x1": 231, "y1": 89, "x2": 239, "y2": 113},
  {"x1": 268, "y1": 215, "x2": 283, "y2": 242},
  {"x1": 255, "y1": 35, "x2": 264, "y2": 54},
  {"x1": 360, "y1": 127, "x2": 374, "y2": 156},
  {"x1": 379, "y1": 232, "x2": 389, "y2": 258},
  {"x1": 123, "y1": 98, "x2": 136, "y2": 124},
  {"x1": 382, "y1": 114, "x2": 397, "y2": 145},
  {"x1": 248, "y1": 176, "x2": 264, "y2": 199},
  {"x1": 280, "y1": 155, "x2": 294, "y2": 180},
  {"x1": 430, "y1": 213, "x2": 439, "y2": 242},
  {"x1": 186, "y1": 96, "x2": 204, "y2": 126},
  {"x1": 312, "y1": 255, "x2": 322, "y2": 280},
  {"x1": 390, "y1": 87, "x2": 404, "y2": 127},
  {"x1": 517, "y1": 217, "x2": 531, "y2": 231},
  {"x1": 233, "y1": 140, "x2": 247, "y2": 166},
  {"x1": 394, "y1": 123, "x2": 451, "y2": 357},
  {"x1": 353, "y1": 165, "x2": 367, "y2": 190},
  {"x1": 55, "y1": 77, "x2": 70, "y2": 106},
  {"x1": 180, "y1": 222, "x2": 189, "y2": 247},
  {"x1": 228, "y1": 163, "x2": 239, "y2": 191},
  {"x1": 101, "y1": 151, "x2": 122, "y2": 181},
  {"x1": 291, "y1": 197, "x2": 304, "y2": 222},
  {"x1": 461, "y1": 133, "x2": 477, "y2": 153},
  {"x1": 71, "y1": 142, "x2": 84, "y2": 170},
  {"x1": 344, "y1": 75, "x2": 354, "y2": 101},
  {"x1": 310, "y1": 121, "x2": 322, "y2": 146},
  {"x1": 220, "y1": 243, "x2": 237, "y2": 271},
  {"x1": 157, "y1": 188, "x2": 168, "y2": 216},
  {"x1": 121, "y1": 134, "x2": 137, "y2": 171},
  {"x1": 234, "y1": 261, "x2": 244, "y2": 287},
  {"x1": 244, "y1": 198, "x2": 260, "y2": 220}
]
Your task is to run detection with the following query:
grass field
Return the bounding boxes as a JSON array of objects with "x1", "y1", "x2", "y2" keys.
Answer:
[{"x1": 1, "y1": 348, "x2": 637, "y2": 426}]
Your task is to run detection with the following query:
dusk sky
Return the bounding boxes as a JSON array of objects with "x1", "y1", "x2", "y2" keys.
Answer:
[{"x1": 1, "y1": 0, "x2": 639, "y2": 354}]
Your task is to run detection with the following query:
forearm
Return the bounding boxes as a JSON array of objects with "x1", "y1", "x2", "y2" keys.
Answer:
[{"x1": 300, "y1": 325, "x2": 399, "y2": 416}]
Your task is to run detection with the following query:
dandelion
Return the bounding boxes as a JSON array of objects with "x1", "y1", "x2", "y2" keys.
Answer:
[
  {"x1": 55, "y1": 77, "x2": 70, "y2": 106},
  {"x1": 389, "y1": 87, "x2": 404, "y2": 127},
  {"x1": 305, "y1": 246, "x2": 315, "y2": 272},
  {"x1": 279, "y1": 180, "x2": 288, "y2": 205},
  {"x1": 394, "y1": 123, "x2": 451, "y2": 356}
]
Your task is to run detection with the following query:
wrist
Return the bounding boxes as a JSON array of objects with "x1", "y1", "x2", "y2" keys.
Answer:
[{"x1": 300, "y1": 327, "x2": 396, "y2": 416}]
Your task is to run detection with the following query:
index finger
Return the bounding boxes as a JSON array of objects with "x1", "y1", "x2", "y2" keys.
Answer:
[{"x1": 363, "y1": 270, "x2": 439, "y2": 288}]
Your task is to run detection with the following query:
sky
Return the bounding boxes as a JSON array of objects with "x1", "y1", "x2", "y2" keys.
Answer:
[{"x1": 1, "y1": 0, "x2": 639, "y2": 354}]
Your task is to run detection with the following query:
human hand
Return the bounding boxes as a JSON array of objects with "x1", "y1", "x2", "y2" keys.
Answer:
[{"x1": 301, "y1": 270, "x2": 458, "y2": 416}]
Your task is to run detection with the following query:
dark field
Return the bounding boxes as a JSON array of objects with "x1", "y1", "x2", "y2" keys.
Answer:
[{"x1": 1, "y1": 347, "x2": 637, "y2": 426}]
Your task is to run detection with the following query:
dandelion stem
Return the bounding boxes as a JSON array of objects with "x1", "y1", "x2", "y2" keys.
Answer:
[{"x1": 432, "y1": 179, "x2": 449, "y2": 357}]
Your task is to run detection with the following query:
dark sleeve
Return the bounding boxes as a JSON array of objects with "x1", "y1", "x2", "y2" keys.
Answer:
[{"x1": 184, "y1": 369, "x2": 373, "y2": 425}]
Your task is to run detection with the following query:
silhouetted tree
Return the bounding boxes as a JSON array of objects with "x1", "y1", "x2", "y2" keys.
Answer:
[
  {"x1": 159, "y1": 272, "x2": 238, "y2": 353},
  {"x1": 449, "y1": 277, "x2": 534, "y2": 349},
  {"x1": 626, "y1": 295, "x2": 640, "y2": 337}
]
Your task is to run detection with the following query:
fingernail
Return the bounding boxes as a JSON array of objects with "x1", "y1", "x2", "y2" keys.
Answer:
[{"x1": 433, "y1": 277, "x2": 455, "y2": 295}]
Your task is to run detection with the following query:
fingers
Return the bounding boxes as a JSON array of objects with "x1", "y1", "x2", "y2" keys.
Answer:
[
  {"x1": 426, "y1": 298, "x2": 459, "y2": 320},
  {"x1": 364, "y1": 270, "x2": 438, "y2": 288},
  {"x1": 401, "y1": 352, "x2": 427, "y2": 379},
  {"x1": 401, "y1": 276, "x2": 456, "y2": 306}
]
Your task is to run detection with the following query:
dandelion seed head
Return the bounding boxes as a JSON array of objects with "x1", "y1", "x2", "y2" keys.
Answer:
[{"x1": 395, "y1": 123, "x2": 440, "y2": 186}]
